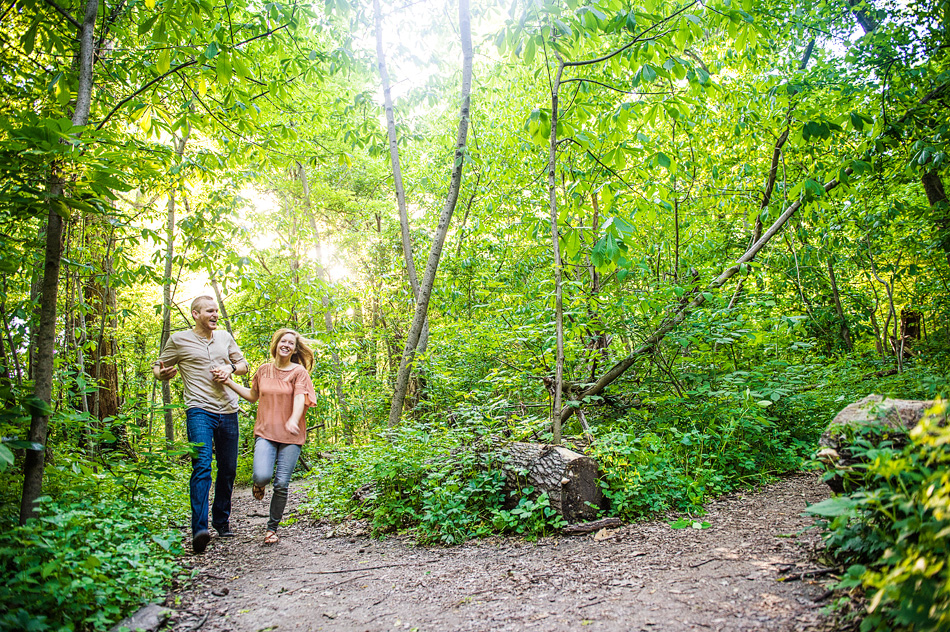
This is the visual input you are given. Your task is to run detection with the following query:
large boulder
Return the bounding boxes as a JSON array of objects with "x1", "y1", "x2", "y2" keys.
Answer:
[{"x1": 816, "y1": 394, "x2": 942, "y2": 493}]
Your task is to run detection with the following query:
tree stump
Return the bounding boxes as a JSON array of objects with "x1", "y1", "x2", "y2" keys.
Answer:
[{"x1": 499, "y1": 442, "x2": 605, "y2": 523}]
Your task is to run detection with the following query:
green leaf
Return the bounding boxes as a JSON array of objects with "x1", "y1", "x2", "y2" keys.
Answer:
[
  {"x1": 0, "y1": 443, "x2": 13, "y2": 470},
  {"x1": 157, "y1": 49, "x2": 171, "y2": 74},
  {"x1": 22, "y1": 21, "x2": 39, "y2": 56},
  {"x1": 216, "y1": 55, "x2": 232, "y2": 84},
  {"x1": 4, "y1": 440, "x2": 45, "y2": 451},
  {"x1": 23, "y1": 396, "x2": 52, "y2": 417},
  {"x1": 849, "y1": 111, "x2": 864, "y2": 131},
  {"x1": 204, "y1": 41, "x2": 219, "y2": 59},
  {"x1": 657, "y1": 152, "x2": 671, "y2": 169},
  {"x1": 553, "y1": 19, "x2": 573, "y2": 37},
  {"x1": 804, "y1": 497, "x2": 857, "y2": 518},
  {"x1": 138, "y1": 14, "x2": 159, "y2": 35},
  {"x1": 524, "y1": 37, "x2": 536, "y2": 64},
  {"x1": 641, "y1": 64, "x2": 657, "y2": 83}
]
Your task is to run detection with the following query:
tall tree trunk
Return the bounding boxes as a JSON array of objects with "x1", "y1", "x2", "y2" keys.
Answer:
[
  {"x1": 826, "y1": 258, "x2": 853, "y2": 351},
  {"x1": 84, "y1": 218, "x2": 120, "y2": 428},
  {"x1": 161, "y1": 191, "x2": 177, "y2": 446},
  {"x1": 387, "y1": 0, "x2": 472, "y2": 427},
  {"x1": 160, "y1": 130, "x2": 190, "y2": 446},
  {"x1": 20, "y1": 0, "x2": 100, "y2": 525},
  {"x1": 373, "y1": 0, "x2": 430, "y2": 364},
  {"x1": 0, "y1": 276, "x2": 22, "y2": 387},
  {"x1": 298, "y1": 162, "x2": 352, "y2": 443},
  {"x1": 921, "y1": 171, "x2": 950, "y2": 267},
  {"x1": 547, "y1": 61, "x2": 566, "y2": 444}
]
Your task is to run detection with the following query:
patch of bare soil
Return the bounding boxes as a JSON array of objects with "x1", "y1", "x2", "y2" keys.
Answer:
[{"x1": 164, "y1": 473, "x2": 835, "y2": 632}]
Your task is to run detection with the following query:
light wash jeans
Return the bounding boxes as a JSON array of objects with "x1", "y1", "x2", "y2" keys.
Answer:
[{"x1": 253, "y1": 436, "x2": 302, "y2": 531}]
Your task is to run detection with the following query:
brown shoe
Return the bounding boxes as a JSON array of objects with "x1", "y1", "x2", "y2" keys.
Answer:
[{"x1": 252, "y1": 484, "x2": 265, "y2": 500}]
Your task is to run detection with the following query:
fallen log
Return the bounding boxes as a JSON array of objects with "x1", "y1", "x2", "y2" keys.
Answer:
[
  {"x1": 562, "y1": 517, "x2": 622, "y2": 535},
  {"x1": 500, "y1": 442, "x2": 606, "y2": 523}
]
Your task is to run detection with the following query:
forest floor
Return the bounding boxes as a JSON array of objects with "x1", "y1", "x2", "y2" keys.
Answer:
[{"x1": 162, "y1": 473, "x2": 839, "y2": 632}]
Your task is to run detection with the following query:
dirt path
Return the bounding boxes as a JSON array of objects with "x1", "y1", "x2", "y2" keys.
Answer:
[{"x1": 165, "y1": 473, "x2": 835, "y2": 632}]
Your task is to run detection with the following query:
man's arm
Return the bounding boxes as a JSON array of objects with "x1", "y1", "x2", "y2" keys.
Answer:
[
  {"x1": 211, "y1": 359, "x2": 247, "y2": 382},
  {"x1": 211, "y1": 333, "x2": 247, "y2": 382},
  {"x1": 153, "y1": 360, "x2": 178, "y2": 381}
]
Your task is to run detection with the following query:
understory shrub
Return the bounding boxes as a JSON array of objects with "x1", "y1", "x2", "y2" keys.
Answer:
[
  {"x1": 0, "y1": 492, "x2": 183, "y2": 631},
  {"x1": 299, "y1": 424, "x2": 565, "y2": 543},
  {"x1": 807, "y1": 401, "x2": 949, "y2": 632},
  {"x1": 592, "y1": 394, "x2": 812, "y2": 518}
]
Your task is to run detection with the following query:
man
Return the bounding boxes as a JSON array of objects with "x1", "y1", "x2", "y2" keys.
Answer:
[{"x1": 154, "y1": 296, "x2": 248, "y2": 553}]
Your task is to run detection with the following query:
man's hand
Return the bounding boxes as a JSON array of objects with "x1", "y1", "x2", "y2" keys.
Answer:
[
  {"x1": 154, "y1": 361, "x2": 178, "y2": 381},
  {"x1": 210, "y1": 365, "x2": 232, "y2": 382}
]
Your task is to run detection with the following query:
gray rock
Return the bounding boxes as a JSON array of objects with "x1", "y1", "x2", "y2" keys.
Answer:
[
  {"x1": 109, "y1": 604, "x2": 172, "y2": 632},
  {"x1": 816, "y1": 394, "x2": 942, "y2": 493}
]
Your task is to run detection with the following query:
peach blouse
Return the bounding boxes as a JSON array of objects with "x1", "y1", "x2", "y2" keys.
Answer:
[{"x1": 251, "y1": 363, "x2": 317, "y2": 446}]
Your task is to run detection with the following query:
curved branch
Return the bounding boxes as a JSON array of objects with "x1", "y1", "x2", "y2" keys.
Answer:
[
  {"x1": 95, "y1": 60, "x2": 198, "y2": 130},
  {"x1": 42, "y1": 0, "x2": 80, "y2": 30},
  {"x1": 559, "y1": 168, "x2": 852, "y2": 423},
  {"x1": 563, "y1": 1, "x2": 698, "y2": 69},
  {"x1": 94, "y1": 23, "x2": 292, "y2": 130}
]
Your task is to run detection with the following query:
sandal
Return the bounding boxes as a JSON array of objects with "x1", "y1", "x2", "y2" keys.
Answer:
[
  {"x1": 263, "y1": 530, "x2": 279, "y2": 545},
  {"x1": 252, "y1": 484, "x2": 265, "y2": 500}
]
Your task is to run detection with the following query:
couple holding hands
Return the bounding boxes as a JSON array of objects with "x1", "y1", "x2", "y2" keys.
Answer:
[{"x1": 153, "y1": 296, "x2": 317, "y2": 552}]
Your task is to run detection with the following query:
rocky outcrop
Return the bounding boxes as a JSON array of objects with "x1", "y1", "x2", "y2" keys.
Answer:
[{"x1": 816, "y1": 394, "x2": 943, "y2": 493}]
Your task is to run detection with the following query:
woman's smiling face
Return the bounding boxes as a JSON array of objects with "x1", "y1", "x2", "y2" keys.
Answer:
[{"x1": 276, "y1": 333, "x2": 297, "y2": 359}]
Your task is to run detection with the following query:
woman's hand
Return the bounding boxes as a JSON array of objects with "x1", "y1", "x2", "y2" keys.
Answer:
[{"x1": 285, "y1": 419, "x2": 300, "y2": 436}]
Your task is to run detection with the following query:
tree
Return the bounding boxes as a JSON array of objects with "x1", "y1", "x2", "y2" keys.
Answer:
[{"x1": 387, "y1": 0, "x2": 473, "y2": 426}]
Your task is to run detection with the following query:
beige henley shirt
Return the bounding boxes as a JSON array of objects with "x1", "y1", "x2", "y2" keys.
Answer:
[{"x1": 155, "y1": 329, "x2": 246, "y2": 414}]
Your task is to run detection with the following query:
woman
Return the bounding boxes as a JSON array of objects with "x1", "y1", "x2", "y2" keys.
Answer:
[{"x1": 223, "y1": 328, "x2": 317, "y2": 544}]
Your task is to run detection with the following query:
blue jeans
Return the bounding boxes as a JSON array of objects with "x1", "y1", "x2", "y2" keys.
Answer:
[
  {"x1": 186, "y1": 408, "x2": 239, "y2": 536},
  {"x1": 254, "y1": 436, "x2": 301, "y2": 531}
]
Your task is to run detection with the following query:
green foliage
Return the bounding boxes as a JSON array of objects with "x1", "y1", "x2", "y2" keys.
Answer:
[
  {"x1": 0, "y1": 493, "x2": 182, "y2": 632},
  {"x1": 300, "y1": 424, "x2": 566, "y2": 544},
  {"x1": 491, "y1": 489, "x2": 566, "y2": 537},
  {"x1": 809, "y1": 403, "x2": 950, "y2": 632},
  {"x1": 591, "y1": 392, "x2": 811, "y2": 519}
]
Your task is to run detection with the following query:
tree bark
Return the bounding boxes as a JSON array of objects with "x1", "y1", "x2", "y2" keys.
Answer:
[
  {"x1": 0, "y1": 276, "x2": 22, "y2": 387},
  {"x1": 547, "y1": 62, "x2": 567, "y2": 444},
  {"x1": 826, "y1": 258, "x2": 853, "y2": 351},
  {"x1": 373, "y1": 0, "x2": 429, "y2": 360},
  {"x1": 500, "y1": 442, "x2": 604, "y2": 523},
  {"x1": 83, "y1": 218, "x2": 119, "y2": 428},
  {"x1": 921, "y1": 171, "x2": 949, "y2": 267},
  {"x1": 387, "y1": 0, "x2": 472, "y2": 427},
  {"x1": 20, "y1": 0, "x2": 100, "y2": 525}
]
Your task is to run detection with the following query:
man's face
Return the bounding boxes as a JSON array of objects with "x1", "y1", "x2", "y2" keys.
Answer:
[{"x1": 192, "y1": 303, "x2": 219, "y2": 330}]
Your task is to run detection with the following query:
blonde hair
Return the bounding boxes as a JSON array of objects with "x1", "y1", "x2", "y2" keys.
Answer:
[
  {"x1": 269, "y1": 328, "x2": 314, "y2": 371},
  {"x1": 190, "y1": 295, "x2": 216, "y2": 314}
]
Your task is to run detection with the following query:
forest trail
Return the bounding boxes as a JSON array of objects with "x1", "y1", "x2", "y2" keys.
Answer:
[{"x1": 165, "y1": 474, "x2": 835, "y2": 632}]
